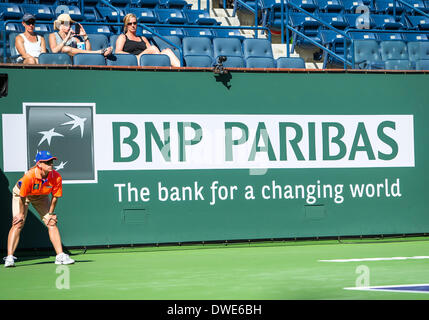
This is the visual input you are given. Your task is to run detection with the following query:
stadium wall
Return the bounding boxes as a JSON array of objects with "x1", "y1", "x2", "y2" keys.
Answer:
[{"x1": 0, "y1": 67, "x2": 428, "y2": 249}]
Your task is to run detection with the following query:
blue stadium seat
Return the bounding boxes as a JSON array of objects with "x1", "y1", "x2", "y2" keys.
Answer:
[
  {"x1": 126, "y1": 8, "x2": 159, "y2": 23},
  {"x1": 344, "y1": 13, "x2": 374, "y2": 29},
  {"x1": 402, "y1": 0, "x2": 429, "y2": 14},
  {"x1": 152, "y1": 35, "x2": 182, "y2": 58},
  {"x1": 34, "y1": 24, "x2": 52, "y2": 34},
  {"x1": 154, "y1": 27, "x2": 186, "y2": 38},
  {"x1": 380, "y1": 40, "x2": 409, "y2": 61},
  {"x1": 73, "y1": 53, "x2": 106, "y2": 66},
  {"x1": 88, "y1": 34, "x2": 109, "y2": 51},
  {"x1": 21, "y1": 4, "x2": 54, "y2": 21},
  {"x1": 161, "y1": 0, "x2": 191, "y2": 9},
  {"x1": 156, "y1": 9, "x2": 187, "y2": 24},
  {"x1": 107, "y1": 54, "x2": 139, "y2": 66},
  {"x1": 408, "y1": 41, "x2": 429, "y2": 62},
  {"x1": 402, "y1": 33, "x2": 428, "y2": 41},
  {"x1": 96, "y1": 4, "x2": 125, "y2": 22},
  {"x1": 38, "y1": 53, "x2": 72, "y2": 65},
  {"x1": 320, "y1": 29, "x2": 350, "y2": 67},
  {"x1": 184, "y1": 9, "x2": 219, "y2": 25},
  {"x1": 213, "y1": 37, "x2": 245, "y2": 68},
  {"x1": 376, "y1": 32, "x2": 403, "y2": 41},
  {"x1": 53, "y1": 4, "x2": 85, "y2": 21},
  {"x1": 348, "y1": 31, "x2": 377, "y2": 40},
  {"x1": 276, "y1": 57, "x2": 306, "y2": 68},
  {"x1": 183, "y1": 36, "x2": 214, "y2": 67},
  {"x1": 184, "y1": 55, "x2": 213, "y2": 67},
  {"x1": 184, "y1": 28, "x2": 216, "y2": 39},
  {"x1": 407, "y1": 16, "x2": 429, "y2": 30},
  {"x1": 246, "y1": 57, "x2": 276, "y2": 68},
  {"x1": 289, "y1": 12, "x2": 322, "y2": 48},
  {"x1": 140, "y1": 53, "x2": 171, "y2": 66},
  {"x1": 213, "y1": 29, "x2": 245, "y2": 41},
  {"x1": 384, "y1": 59, "x2": 413, "y2": 70},
  {"x1": 81, "y1": 24, "x2": 112, "y2": 36},
  {"x1": 0, "y1": 3, "x2": 23, "y2": 20},
  {"x1": 415, "y1": 59, "x2": 429, "y2": 70},
  {"x1": 318, "y1": 13, "x2": 349, "y2": 29},
  {"x1": 290, "y1": 0, "x2": 318, "y2": 12},
  {"x1": 354, "y1": 39, "x2": 384, "y2": 69},
  {"x1": 342, "y1": 0, "x2": 368, "y2": 13},
  {"x1": 372, "y1": 14, "x2": 404, "y2": 29},
  {"x1": 375, "y1": 0, "x2": 404, "y2": 15},
  {"x1": 316, "y1": 0, "x2": 344, "y2": 13}
]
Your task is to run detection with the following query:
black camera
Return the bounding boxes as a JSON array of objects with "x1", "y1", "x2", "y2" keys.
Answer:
[{"x1": 213, "y1": 56, "x2": 228, "y2": 75}]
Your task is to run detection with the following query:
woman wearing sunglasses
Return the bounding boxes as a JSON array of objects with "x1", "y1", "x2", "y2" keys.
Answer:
[
  {"x1": 49, "y1": 13, "x2": 112, "y2": 58},
  {"x1": 115, "y1": 13, "x2": 181, "y2": 67},
  {"x1": 14, "y1": 13, "x2": 47, "y2": 64}
]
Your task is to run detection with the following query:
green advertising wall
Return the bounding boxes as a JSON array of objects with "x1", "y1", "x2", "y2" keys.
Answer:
[{"x1": 0, "y1": 67, "x2": 428, "y2": 249}]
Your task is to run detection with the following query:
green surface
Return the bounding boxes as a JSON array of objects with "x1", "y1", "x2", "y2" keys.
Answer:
[{"x1": 1, "y1": 237, "x2": 429, "y2": 299}]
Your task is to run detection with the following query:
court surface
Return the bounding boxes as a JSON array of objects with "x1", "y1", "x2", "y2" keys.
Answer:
[{"x1": 1, "y1": 236, "x2": 429, "y2": 300}]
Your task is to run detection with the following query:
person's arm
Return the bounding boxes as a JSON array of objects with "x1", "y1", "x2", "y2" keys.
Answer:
[
  {"x1": 49, "y1": 31, "x2": 73, "y2": 53},
  {"x1": 15, "y1": 35, "x2": 32, "y2": 60},
  {"x1": 115, "y1": 34, "x2": 128, "y2": 54},
  {"x1": 48, "y1": 196, "x2": 59, "y2": 214},
  {"x1": 40, "y1": 36, "x2": 47, "y2": 54},
  {"x1": 77, "y1": 24, "x2": 91, "y2": 50}
]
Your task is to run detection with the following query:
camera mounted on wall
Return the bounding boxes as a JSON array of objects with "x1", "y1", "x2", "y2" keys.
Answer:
[{"x1": 213, "y1": 56, "x2": 228, "y2": 75}]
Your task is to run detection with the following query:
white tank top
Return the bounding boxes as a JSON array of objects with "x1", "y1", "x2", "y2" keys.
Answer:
[{"x1": 16, "y1": 33, "x2": 42, "y2": 59}]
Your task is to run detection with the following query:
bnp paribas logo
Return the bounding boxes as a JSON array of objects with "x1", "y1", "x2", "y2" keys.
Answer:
[{"x1": 25, "y1": 103, "x2": 96, "y2": 183}]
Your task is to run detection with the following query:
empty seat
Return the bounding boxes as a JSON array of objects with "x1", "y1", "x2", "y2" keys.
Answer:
[
  {"x1": 185, "y1": 28, "x2": 216, "y2": 39},
  {"x1": 402, "y1": 33, "x2": 428, "y2": 42},
  {"x1": 372, "y1": 14, "x2": 404, "y2": 29},
  {"x1": 344, "y1": 13, "x2": 374, "y2": 29},
  {"x1": 213, "y1": 29, "x2": 245, "y2": 41},
  {"x1": 290, "y1": 0, "x2": 318, "y2": 12},
  {"x1": 213, "y1": 37, "x2": 245, "y2": 68},
  {"x1": 0, "y1": 3, "x2": 23, "y2": 20},
  {"x1": 384, "y1": 59, "x2": 413, "y2": 70},
  {"x1": 106, "y1": 54, "x2": 138, "y2": 66},
  {"x1": 316, "y1": 0, "x2": 344, "y2": 12},
  {"x1": 377, "y1": 32, "x2": 403, "y2": 41},
  {"x1": 408, "y1": 41, "x2": 429, "y2": 61},
  {"x1": 140, "y1": 54, "x2": 171, "y2": 66},
  {"x1": 342, "y1": 0, "x2": 368, "y2": 13},
  {"x1": 183, "y1": 36, "x2": 214, "y2": 67},
  {"x1": 242, "y1": 38, "x2": 274, "y2": 59},
  {"x1": 88, "y1": 34, "x2": 109, "y2": 51},
  {"x1": 38, "y1": 53, "x2": 72, "y2": 65},
  {"x1": 162, "y1": 0, "x2": 190, "y2": 9},
  {"x1": 289, "y1": 12, "x2": 322, "y2": 47},
  {"x1": 276, "y1": 57, "x2": 306, "y2": 68},
  {"x1": 354, "y1": 39, "x2": 383, "y2": 69},
  {"x1": 416, "y1": 59, "x2": 429, "y2": 70},
  {"x1": 73, "y1": 53, "x2": 106, "y2": 66},
  {"x1": 126, "y1": 8, "x2": 158, "y2": 23},
  {"x1": 380, "y1": 40, "x2": 408, "y2": 60},
  {"x1": 246, "y1": 57, "x2": 276, "y2": 68},
  {"x1": 155, "y1": 27, "x2": 186, "y2": 38},
  {"x1": 184, "y1": 9, "x2": 219, "y2": 25},
  {"x1": 96, "y1": 5, "x2": 125, "y2": 22},
  {"x1": 375, "y1": 0, "x2": 404, "y2": 15},
  {"x1": 21, "y1": 4, "x2": 54, "y2": 20},
  {"x1": 156, "y1": 9, "x2": 187, "y2": 24},
  {"x1": 53, "y1": 4, "x2": 85, "y2": 21},
  {"x1": 407, "y1": 16, "x2": 429, "y2": 30},
  {"x1": 318, "y1": 13, "x2": 349, "y2": 30}
]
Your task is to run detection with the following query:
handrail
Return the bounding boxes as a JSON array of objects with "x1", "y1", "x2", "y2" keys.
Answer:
[
  {"x1": 395, "y1": 0, "x2": 429, "y2": 19},
  {"x1": 280, "y1": 1, "x2": 353, "y2": 69},
  {"x1": 99, "y1": 0, "x2": 121, "y2": 23},
  {"x1": 232, "y1": 0, "x2": 260, "y2": 37}
]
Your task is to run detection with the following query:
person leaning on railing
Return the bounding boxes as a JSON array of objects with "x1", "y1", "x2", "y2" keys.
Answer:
[
  {"x1": 115, "y1": 13, "x2": 181, "y2": 67},
  {"x1": 48, "y1": 13, "x2": 112, "y2": 58},
  {"x1": 14, "y1": 13, "x2": 47, "y2": 64}
]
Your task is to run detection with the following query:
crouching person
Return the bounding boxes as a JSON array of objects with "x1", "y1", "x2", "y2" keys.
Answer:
[{"x1": 3, "y1": 151, "x2": 74, "y2": 267}]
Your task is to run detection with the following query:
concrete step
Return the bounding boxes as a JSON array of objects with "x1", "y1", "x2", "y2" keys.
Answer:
[{"x1": 272, "y1": 44, "x2": 300, "y2": 59}]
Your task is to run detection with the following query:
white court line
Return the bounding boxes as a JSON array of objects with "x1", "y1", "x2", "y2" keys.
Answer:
[
  {"x1": 344, "y1": 284, "x2": 429, "y2": 294},
  {"x1": 318, "y1": 256, "x2": 429, "y2": 262}
]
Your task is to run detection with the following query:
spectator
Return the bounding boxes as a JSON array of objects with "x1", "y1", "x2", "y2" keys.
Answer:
[
  {"x1": 115, "y1": 13, "x2": 181, "y2": 67},
  {"x1": 49, "y1": 14, "x2": 112, "y2": 57},
  {"x1": 15, "y1": 13, "x2": 47, "y2": 64}
]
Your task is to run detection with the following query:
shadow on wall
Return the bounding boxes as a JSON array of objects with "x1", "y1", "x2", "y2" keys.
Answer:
[{"x1": 0, "y1": 169, "x2": 53, "y2": 254}]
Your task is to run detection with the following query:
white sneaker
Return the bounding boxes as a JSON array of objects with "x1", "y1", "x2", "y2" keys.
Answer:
[
  {"x1": 3, "y1": 255, "x2": 17, "y2": 268},
  {"x1": 55, "y1": 253, "x2": 75, "y2": 265}
]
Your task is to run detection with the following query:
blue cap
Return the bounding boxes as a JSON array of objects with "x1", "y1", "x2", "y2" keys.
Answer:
[
  {"x1": 22, "y1": 13, "x2": 36, "y2": 22},
  {"x1": 35, "y1": 151, "x2": 57, "y2": 163}
]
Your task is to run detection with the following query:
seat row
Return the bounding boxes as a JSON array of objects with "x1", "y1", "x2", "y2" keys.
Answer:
[
  {"x1": 353, "y1": 39, "x2": 429, "y2": 69},
  {"x1": 36, "y1": 51, "x2": 306, "y2": 69},
  {"x1": 0, "y1": 2, "x2": 217, "y2": 26}
]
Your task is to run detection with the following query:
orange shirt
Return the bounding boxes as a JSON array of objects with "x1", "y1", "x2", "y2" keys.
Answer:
[{"x1": 17, "y1": 167, "x2": 62, "y2": 198}]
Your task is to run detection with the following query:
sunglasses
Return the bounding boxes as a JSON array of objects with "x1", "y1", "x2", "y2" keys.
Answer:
[
  {"x1": 127, "y1": 22, "x2": 137, "y2": 26},
  {"x1": 41, "y1": 160, "x2": 54, "y2": 165},
  {"x1": 25, "y1": 20, "x2": 36, "y2": 26}
]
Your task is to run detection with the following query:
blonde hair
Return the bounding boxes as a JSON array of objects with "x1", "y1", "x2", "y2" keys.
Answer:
[{"x1": 123, "y1": 13, "x2": 137, "y2": 33}]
